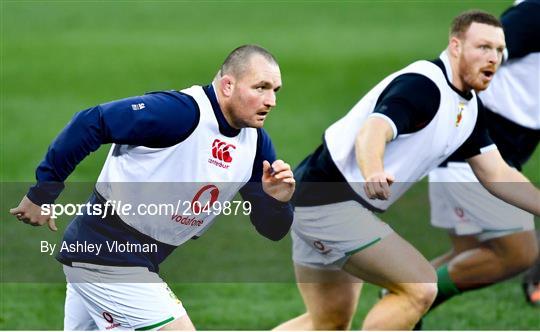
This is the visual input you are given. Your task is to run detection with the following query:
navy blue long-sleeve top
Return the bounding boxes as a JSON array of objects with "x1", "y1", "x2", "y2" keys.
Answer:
[{"x1": 26, "y1": 85, "x2": 293, "y2": 271}]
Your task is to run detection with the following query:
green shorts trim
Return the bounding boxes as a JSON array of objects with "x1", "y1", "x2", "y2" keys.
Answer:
[
  {"x1": 136, "y1": 316, "x2": 175, "y2": 331},
  {"x1": 345, "y1": 237, "x2": 381, "y2": 256}
]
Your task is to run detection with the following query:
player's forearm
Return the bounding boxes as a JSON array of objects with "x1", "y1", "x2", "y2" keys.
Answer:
[
  {"x1": 481, "y1": 166, "x2": 540, "y2": 216},
  {"x1": 355, "y1": 125, "x2": 387, "y2": 179},
  {"x1": 28, "y1": 93, "x2": 199, "y2": 205},
  {"x1": 27, "y1": 107, "x2": 107, "y2": 205}
]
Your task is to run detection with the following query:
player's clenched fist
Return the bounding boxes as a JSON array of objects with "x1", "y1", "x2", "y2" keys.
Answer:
[
  {"x1": 262, "y1": 160, "x2": 295, "y2": 202},
  {"x1": 364, "y1": 171, "x2": 395, "y2": 200}
]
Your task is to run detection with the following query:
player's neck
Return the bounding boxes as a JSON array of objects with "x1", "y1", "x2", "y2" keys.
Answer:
[
  {"x1": 213, "y1": 81, "x2": 241, "y2": 130},
  {"x1": 448, "y1": 55, "x2": 471, "y2": 94}
]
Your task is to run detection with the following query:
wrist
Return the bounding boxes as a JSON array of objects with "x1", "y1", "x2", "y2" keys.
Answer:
[{"x1": 27, "y1": 181, "x2": 64, "y2": 205}]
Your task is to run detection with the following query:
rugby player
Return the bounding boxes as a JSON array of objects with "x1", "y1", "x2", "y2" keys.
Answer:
[
  {"x1": 274, "y1": 10, "x2": 540, "y2": 330},
  {"x1": 10, "y1": 45, "x2": 295, "y2": 330},
  {"x1": 425, "y1": 0, "x2": 540, "y2": 316}
]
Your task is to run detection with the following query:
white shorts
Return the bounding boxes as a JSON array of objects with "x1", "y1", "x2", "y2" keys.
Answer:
[
  {"x1": 63, "y1": 263, "x2": 187, "y2": 331},
  {"x1": 292, "y1": 201, "x2": 394, "y2": 269},
  {"x1": 429, "y1": 163, "x2": 534, "y2": 242}
]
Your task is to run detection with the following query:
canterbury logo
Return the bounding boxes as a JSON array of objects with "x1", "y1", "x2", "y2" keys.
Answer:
[{"x1": 211, "y1": 139, "x2": 236, "y2": 163}]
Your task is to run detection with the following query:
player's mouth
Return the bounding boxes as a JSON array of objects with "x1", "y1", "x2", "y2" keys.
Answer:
[
  {"x1": 256, "y1": 111, "x2": 269, "y2": 118},
  {"x1": 480, "y1": 69, "x2": 495, "y2": 81}
]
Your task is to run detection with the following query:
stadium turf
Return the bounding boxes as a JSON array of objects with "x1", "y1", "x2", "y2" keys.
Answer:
[{"x1": 1, "y1": 1, "x2": 538, "y2": 329}]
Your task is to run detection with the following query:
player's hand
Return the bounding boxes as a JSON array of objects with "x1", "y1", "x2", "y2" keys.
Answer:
[
  {"x1": 364, "y1": 172, "x2": 395, "y2": 200},
  {"x1": 9, "y1": 196, "x2": 57, "y2": 231},
  {"x1": 262, "y1": 160, "x2": 295, "y2": 202}
]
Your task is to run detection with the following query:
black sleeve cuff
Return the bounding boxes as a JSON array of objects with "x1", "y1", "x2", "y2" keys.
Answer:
[
  {"x1": 240, "y1": 183, "x2": 294, "y2": 241},
  {"x1": 263, "y1": 193, "x2": 293, "y2": 210},
  {"x1": 26, "y1": 182, "x2": 65, "y2": 205}
]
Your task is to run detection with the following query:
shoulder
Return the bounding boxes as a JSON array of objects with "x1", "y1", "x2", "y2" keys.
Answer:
[
  {"x1": 387, "y1": 73, "x2": 439, "y2": 92},
  {"x1": 404, "y1": 59, "x2": 448, "y2": 82},
  {"x1": 501, "y1": 0, "x2": 540, "y2": 59},
  {"x1": 379, "y1": 73, "x2": 441, "y2": 108},
  {"x1": 98, "y1": 91, "x2": 198, "y2": 115},
  {"x1": 141, "y1": 90, "x2": 199, "y2": 113},
  {"x1": 98, "y1": 91, "x2": 200, "y2": 147}
]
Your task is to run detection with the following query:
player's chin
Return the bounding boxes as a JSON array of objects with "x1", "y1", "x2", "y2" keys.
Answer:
[
  {"x1": 472, "y1": 79, "x2": 490, "y2": 92},
  {"x1": 249, "y1": 117, "x2": 266, "y2": 128}
]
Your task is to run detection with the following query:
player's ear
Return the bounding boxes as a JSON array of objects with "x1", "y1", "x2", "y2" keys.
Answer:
[
  {"x1": 449, "y1": 36, "x2": 461, "y2": 58},
  {"x1": 219, "y1": 75, "x2": 235, "y2": 98}
]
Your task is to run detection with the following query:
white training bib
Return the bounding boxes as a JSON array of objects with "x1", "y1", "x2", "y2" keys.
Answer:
[
  {"x1": 480, "y1": 52, "x2": 540, "y2": 130},
  {"x1": 325, "y1": 53, "x2": 479, "y2": 211},
  {"x1": 95, "y1": 85, "x2": 258, "y2": 245}
]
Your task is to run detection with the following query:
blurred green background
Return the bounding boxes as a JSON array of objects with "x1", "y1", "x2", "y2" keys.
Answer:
[{"x1": 1, "y1": 1, "x2": 539, "y2": 330}]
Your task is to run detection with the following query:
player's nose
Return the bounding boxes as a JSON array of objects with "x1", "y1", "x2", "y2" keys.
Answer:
[
  {"x1": 264, "y1": 91, "x2": 276, "y2": 108},
  {"x1": 487, "y1": 48, "x2": 499, "y2": 64}
]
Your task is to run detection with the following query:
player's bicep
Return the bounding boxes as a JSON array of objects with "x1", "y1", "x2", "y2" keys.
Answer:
[
  {"x1": 361, "y1": 116, "x2": 395, "y2": 143},
  {"x1": 371, "y1": 74, "x2": 440, "y2": 138},
  {"x1": 99, "y1": 92, "x2": 199, "y2": 147}
]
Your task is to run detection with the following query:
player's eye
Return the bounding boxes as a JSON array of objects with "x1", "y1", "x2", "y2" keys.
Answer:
[{"x1": 255, "y1": 86, "x2": 264, "y2": 92}]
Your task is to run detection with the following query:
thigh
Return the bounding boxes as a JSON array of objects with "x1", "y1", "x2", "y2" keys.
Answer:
[
  {"x1": 449, "y1": 233, "x2": 483, "y2": 253},
  {"x1": 77, "y1": 282, "x2": 187, "y2": 330},
  {"x1": 295, "y1": 263, "x2": 362, "y2": 325},
  {"x1": 64, "y1": 265, "x2": 187, "y2": 330},
  {"x1": 484, "y1": 230, "x2": 539, "y2": 260},
  {"x1": 430, "y1": 165, "x2": 535, "y2": 236},
  {"x1": 343, "y1": 232, "x2": 436, "y2": 287},
  {"x1": 158, "y1": 315, "x2": 195, "y2": 331},
  {"x1": 448, "y1": 230, "x2": 538, "y2": 255},
  {"x1": 64, "y1": 283, "x2": 98, "y2": 331},
  {"x1": 292, "y1": 201, "x2": 394, "y2": 269}
]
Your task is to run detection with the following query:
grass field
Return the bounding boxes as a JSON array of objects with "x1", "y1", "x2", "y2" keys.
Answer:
[{"x1": 1, "y1": 1, "x2": 539, "y2": 330}]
